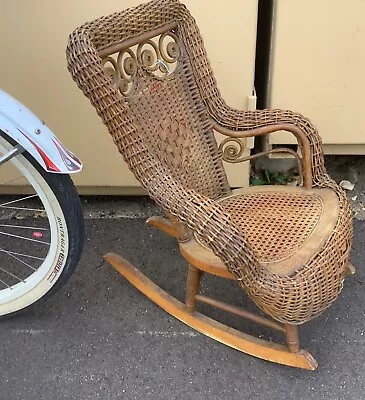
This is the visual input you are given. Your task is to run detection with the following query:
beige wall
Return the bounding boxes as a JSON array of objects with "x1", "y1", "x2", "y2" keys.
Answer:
[
  {"x1": 269, "y1": 0, "x2": 365, "y2": 153},
  {"x1": 0, "y1": 0, "x2": 258, "y2": 193}
]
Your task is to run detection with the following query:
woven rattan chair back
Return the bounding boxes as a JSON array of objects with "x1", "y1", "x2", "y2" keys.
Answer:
[
  {"x1": 68, "y1": 0, "x2": 230, "y2": 200},
  {"x1": 112, "y1": 41, "x2": 231, "y2": 199}
]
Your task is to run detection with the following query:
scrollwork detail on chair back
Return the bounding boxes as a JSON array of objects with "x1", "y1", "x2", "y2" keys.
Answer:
[{"x1": 102, "y1": 30, "x2": 180, "y2": 98}]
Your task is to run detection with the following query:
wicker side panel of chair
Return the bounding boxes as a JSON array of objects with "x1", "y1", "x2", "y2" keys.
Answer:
[{"x1": 67, "y1": 0, "x2": 353, "y2": 324}]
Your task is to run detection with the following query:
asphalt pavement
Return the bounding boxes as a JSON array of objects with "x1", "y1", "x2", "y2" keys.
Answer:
[{"x1": 1, "y1": 210, "x2": 365, "y2": 400}]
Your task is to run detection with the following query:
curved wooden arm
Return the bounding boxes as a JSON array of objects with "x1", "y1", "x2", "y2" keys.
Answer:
[
  {"x1": 219, "y1": 147, "x2": 304, "y2": 186},
  {"x1": 213, "y1": 121, "x2": 312, "y2": 189}
]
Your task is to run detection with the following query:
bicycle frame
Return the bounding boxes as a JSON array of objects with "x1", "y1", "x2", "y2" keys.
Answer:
[{"x1": 0, "y1": 90, "x2": 82, "y2": 173}]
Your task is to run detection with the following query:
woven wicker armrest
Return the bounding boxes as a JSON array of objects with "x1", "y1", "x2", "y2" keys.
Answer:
[{"x1": 185, "y1": 25, "x2": 327, "y2": 188}]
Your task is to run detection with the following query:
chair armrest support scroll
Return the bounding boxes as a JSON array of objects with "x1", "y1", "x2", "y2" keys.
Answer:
[{"x1": 213, "y1": 120, "x2": 313, "y2": 189}]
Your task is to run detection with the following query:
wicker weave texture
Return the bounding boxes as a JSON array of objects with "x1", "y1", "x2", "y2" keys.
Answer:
[
  {"x1": 66, "y1": 0, "x2": 352, "y2": 324},
  {"x1": 220, "y1": 192, "x2": 323, "y2": 263}
]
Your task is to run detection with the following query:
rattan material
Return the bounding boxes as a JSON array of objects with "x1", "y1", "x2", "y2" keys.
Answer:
[
  {"x1": 196, "y1": 186, "x2": 341, "y2": 275},
  {"x1": 220, "y1": 192, "x2": 323, "y2": 263},
  {"x1": 66, "y1": 0, "x2": 352, "y2": 324}
]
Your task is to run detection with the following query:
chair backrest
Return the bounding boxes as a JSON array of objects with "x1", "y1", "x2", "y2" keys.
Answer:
[{"x1": 67, "y1": 0, "x2": 231, "y2": 200}]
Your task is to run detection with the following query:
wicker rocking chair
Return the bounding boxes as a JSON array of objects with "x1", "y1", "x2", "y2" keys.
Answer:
[{"x1": 67, "y1": 0, "x2": 354, "y2": 369}]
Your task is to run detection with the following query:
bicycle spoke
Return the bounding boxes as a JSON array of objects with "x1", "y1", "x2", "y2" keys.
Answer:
[
  {"x1": 0, "y1": 194, "x2": 39, "y2": 207},
  {"x1": 0, "y1": 224, "x2": 48, "y2": 231},
  {"x1": 0, "y1": 247, "x2": 36, "y2": 271},
  {"x1": 0, "y1": 249, "x2": 45, "y2": 261},
  {"x1": 0, "y1": 265, "x2": 25, "y2": 283},
  {"x1": 0, "y1": 206, "x2": 45, "y2": 212},
  {"x1": 0, "y1": 231, "x2": 50, "y2": 245},
  {"x1": 0, "y1": 278, "x2": 11, "y2": 289}
]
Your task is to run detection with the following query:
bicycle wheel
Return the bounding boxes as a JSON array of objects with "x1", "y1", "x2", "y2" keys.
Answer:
[{"x1": 0, "y1": 130, "x2": 84, "y2": 316}]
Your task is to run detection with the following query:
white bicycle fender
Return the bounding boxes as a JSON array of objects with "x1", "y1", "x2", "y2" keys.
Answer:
[{"x1": 0, "y1": 90, "x2": 82, "y2": 173}]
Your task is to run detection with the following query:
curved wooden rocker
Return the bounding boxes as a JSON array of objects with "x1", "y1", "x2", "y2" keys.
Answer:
[
  {"x1": 104, "y1": 252, "x2": 318, "y2": 370},
  {"x1": 68, "y1": 0, "x2": 354, "y2": 370}
]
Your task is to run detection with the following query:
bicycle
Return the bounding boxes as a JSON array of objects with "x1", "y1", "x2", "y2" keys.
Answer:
[{"x1": 0, "y1": 89, "x2": 84, "y2": 316}]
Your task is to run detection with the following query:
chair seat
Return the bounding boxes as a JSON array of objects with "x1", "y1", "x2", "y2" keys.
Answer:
[{"x1": 180, "y1": 185, "x2": 340, "y2": 277}]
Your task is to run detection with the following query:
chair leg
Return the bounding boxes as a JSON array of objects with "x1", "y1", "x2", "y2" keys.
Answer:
[
  {"x1": 284, "y1": 324, "x2": 300, "y2": 353},
  {"x1": 185, "y1": 265, "x2": 203, "y2": 313}
]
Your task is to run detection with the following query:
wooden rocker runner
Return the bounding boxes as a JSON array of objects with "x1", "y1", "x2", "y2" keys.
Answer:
[{"x1": 67, "y1": 0, "x2": 354, "y2": 369}]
